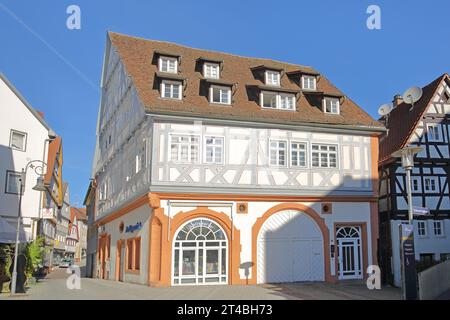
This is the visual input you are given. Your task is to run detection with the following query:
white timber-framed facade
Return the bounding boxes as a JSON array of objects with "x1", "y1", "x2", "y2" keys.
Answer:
[{"x1": 90, "y1": 32, "x2": 384, "y2": 286}]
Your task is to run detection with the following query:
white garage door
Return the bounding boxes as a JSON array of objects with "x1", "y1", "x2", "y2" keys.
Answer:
[{"x1": 257, "y1": 210, "x2": 324, "y2": 284}]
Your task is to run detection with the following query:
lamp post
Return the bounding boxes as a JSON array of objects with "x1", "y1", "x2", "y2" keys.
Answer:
[
  {"x1": 10, "y1": 160, "x2": 47, "y2": 296},
  {"x1": 391, "y1": 146, "x2": 423, "y2": 300}
]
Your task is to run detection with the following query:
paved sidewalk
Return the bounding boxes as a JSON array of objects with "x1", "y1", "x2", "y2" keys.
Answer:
[{"x1": 1, "y1": 268, "x2": 402, "y2": 300}]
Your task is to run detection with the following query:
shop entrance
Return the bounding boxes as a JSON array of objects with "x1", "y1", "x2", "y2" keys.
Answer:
[{"x1": 172, "y1": 218, "x2": 228, "y2": 285}]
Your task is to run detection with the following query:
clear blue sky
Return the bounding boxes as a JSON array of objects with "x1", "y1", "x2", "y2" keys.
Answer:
[{"x1": 1, "y1": 0, "x2": 449, "y2": 205}]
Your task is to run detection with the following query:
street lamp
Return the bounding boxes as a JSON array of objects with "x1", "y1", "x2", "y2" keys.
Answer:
[
  {"x1": 391, "y1": 146, "x2": 423, "y2": 222},
  {"x1": 391, "y1": 146, "x2": 423, "y2": 300},
  {"x1": 10, "y1": 160, "x2": 47, "y2": 295}
]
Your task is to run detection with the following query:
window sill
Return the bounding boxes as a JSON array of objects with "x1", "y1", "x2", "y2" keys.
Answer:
[{"x1": 125, "y1": 269, "x2": 140, "y2": 275}]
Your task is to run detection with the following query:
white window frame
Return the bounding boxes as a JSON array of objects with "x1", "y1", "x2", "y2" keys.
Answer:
[
  {"x1": 204, "y1": 136, "x2": 225, "y2": 164},
  {"x1": 411, "y1": 177, "x2": 421, "y2": 192},
  {"x1": 9, "y1": 129, "x2": 27, "y2": 152},
  {"x1": 290, "y1": 141, "x2": 307, "y2": 168},
  {"x1": 323, "y1": 97, "x2": 340, "y2": 114},
  {"x1": 433, "y1": 221, "x2": 444, "y2": 237},
  {"x1": 417, "y1": 221, "x2": 427, "y2": 237},
  {"x1": 210, "y1": 85, "x2": 231, "y2": 105},
  {"x1": 5, "y1": 170, "x2": 23, "y2": 195},
  {"x1": 169, "y1": 134, "x2": 201, "y2": 164},
  {"x1": 161, "y1": 80, "x2": 182, "y2": 100},
  {"x1": 159, "y1": 56, "x2": 178, "y2": 73},
  {"x1": 260, "y1": 91, "x2": 296, "y2": 111},
  {"x1": 135, "y1": 141, "x2": 147, "y2": 174},
  {"x1": 424, "y1": 177, "x2": 438, "y2": 192},
  {"x1": 302, "y1": 75, "x2": 317, "y2": 91},
  {"x1": 265, "y1": 71, "x2": 281, "y2": 86},
  {"x1": 203, "y1": 63, "x2": 220, "y2": 79},
  {"x1": 311, "y1": 144, "x2": 339, "y2": 169},
  {"x1": 427, "y1": 124, "x2": 441, "y2": 142},
  {"x1": 269, "y1": 140, "x2": 288, "y2": 167}
]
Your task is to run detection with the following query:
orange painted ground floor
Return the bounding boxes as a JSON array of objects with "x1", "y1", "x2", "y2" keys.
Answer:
[{"x1": 95, "y1": 193, "x2": 378, "y2": 286}]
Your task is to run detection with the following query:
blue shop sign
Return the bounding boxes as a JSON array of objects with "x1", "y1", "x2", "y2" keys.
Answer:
[{"x1": 125, "y1": 222, "x2": 142, "y2": 233}]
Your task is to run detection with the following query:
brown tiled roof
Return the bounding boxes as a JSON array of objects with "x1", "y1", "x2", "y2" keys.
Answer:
[
  {"x1": 108, "y1": 32, "x2": 383, "y2": 130},
  {"x1": 379, "y1": 73, "x2": 449, "y2": 164},
  {"x1": 44, "y1": 136, "x2": 61, "y2": 185},
  {"x1": 70, "y1": 207, "x2": 87, "y2": 222}
]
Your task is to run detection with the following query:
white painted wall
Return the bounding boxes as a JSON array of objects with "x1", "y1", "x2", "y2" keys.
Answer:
[
  {"x1": 102, "y1": 204, "x2": 151, "y2": 285},
  {"x1": 0, "y1": 75, "x2": 51, "y2": 237},
  {"x1": 390, "y1": 219, "x2": 450, "y2": 287},
  {"x1": 159, "y1": 200, "x2": 373, "y2": 281}
]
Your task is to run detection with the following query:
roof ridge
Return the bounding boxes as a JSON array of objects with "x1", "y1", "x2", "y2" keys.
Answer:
[{"x1": 108, "y1": 31, "x2": 317, "y2": 72}]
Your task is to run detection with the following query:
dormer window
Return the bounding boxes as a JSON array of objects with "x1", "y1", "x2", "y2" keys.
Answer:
[
  {"x1": 204, "y1": 63, "x2": 220, "y2": 79},
  {"x1": 261, "y1": 91, "x2": 295, "y2": 110},
  {"x1": 323, "y1": 97, "x2": 340, "y2": 114},
  {"x1": 159, "y1": 56, "x2": 178, "y2": 73},
  {"x1": 210, "y1": 85, "x2": 231, "y2": 105},
  {"x1": 161, "y1": 80, "x2": 182, "y2": 100},
  {"x1": 265, "y1": 71, "x2": 280, "y2": 86},
  {"x1": 302, "y1": 75, "x2": 316, "y2": 91}
]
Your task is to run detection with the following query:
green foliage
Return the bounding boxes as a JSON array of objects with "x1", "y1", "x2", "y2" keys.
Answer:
[{"x1": 25, "y1": 237, "x2": 46, "y2": 278}]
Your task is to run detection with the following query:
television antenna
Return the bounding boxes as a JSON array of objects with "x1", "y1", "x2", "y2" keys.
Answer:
[{"x1": 402, "y1": 87, "x2": 423, "y2": 111}]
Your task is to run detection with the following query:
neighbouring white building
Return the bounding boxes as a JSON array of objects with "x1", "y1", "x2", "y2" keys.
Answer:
[
  {"x1": 0, "y1": 73, "x2": 56, "y2": 240},
  {"x1": 90, "y1": 32, "x2": 384, "y2": 286},
  {"x1": 378, "y1": 73, "x2": 450, "y2": 287}
]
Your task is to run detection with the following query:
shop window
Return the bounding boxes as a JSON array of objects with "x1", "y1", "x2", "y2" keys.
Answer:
[{"x1": 126, "y1": 237, "x2": 141, "y2": 272}]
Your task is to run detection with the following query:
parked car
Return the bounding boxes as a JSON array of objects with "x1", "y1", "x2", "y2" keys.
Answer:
[{"x1": 59, "y1": 259, "x2": 72, "y2": 268}]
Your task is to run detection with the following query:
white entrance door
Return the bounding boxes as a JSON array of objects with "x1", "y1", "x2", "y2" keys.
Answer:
[
  {"x1": 257, "y1": 210, "x2": 325, "y2": 284},
  {"x1": 336, "y1": 227, "x2": 363, "y2": 280}
]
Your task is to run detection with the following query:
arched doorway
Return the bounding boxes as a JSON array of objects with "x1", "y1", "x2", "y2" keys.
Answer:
[
  {"x1": 172, "y1": 218, "x2": 228, "y2": 285},
  {"x1": 257, "y1": 210, "x2": 325, "y2": 284},
  {"x1": 336, "y1": 226, "x2": 363, "y2": 279}
]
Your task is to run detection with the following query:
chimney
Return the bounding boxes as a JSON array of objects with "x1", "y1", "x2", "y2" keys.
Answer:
[
  {"x1": 37, "y1": 110, "x2": 45, "y2": 119},
  {"x1": 392, "y1": 94, "x2": 403, "y2": 108}
]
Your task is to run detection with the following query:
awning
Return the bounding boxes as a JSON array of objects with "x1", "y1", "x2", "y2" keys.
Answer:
[{"x1": 0, "y1": 217, "x2": 31, "y2": 244}]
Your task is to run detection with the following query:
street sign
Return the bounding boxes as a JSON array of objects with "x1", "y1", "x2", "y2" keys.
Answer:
[
  {"x1": 400, "y1": 224, "x2": 417, "y2": 300},
  {"x1": 413, "y1": 206, "x2": 429, "y2": 216}
]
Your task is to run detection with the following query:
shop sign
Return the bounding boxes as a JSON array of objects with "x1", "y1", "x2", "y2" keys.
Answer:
[
  {"x1": 125, "y1": 222, "x2": 142, "y2": 233},
  {"x1": 42, "y1": 208, "x2": 55, "y2": 220}
]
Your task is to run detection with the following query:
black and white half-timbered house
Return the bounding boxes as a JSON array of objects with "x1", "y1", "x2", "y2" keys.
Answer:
[{"x1": 378, "y1": 73, "x2": 450, "y2": 286}]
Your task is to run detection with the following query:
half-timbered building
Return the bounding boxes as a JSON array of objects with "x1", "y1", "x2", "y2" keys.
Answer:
[
  {"x1": 379, "y1": 73, "x2": 450, "y2": 286},
  {"x1": 91, "y1": 32, "x2": 384, "y2": 286}
]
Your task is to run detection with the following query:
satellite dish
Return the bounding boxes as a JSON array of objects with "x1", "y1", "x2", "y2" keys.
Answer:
[
  {"x1": 378, "y1": 103, "x2": 393, "y2": 116},
  {"x1": 403, "y1": 87, "x2": 423, "y2": 105}
]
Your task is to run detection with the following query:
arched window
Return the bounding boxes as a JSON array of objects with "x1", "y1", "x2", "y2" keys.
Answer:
[
  {"x1": 173, "y1": 218, "x2": 228, "y2": 285},
  {"x1": 336, "y1": 226, "x2": 360, "y2": 239},
  {"x1": 176, "y1": 219, "x2": 226, "y2": 241}
]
